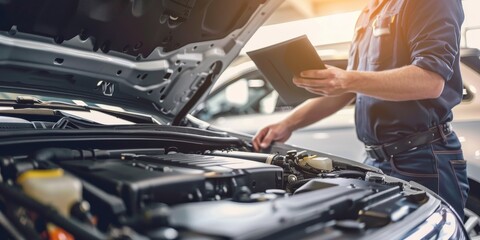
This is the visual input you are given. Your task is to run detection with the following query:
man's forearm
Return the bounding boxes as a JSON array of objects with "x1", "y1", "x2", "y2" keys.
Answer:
[
  {"x1": 348, "y1": 65, "x2": 445, "y2": 101},
  {"x1": 282, "y1": 93, "x2": 355, "y2": 131}
]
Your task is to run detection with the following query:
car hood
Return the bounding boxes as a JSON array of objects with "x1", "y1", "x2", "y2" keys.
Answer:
[{"x1": 0, "y1": 0, "x2": 283, "y2": 124}]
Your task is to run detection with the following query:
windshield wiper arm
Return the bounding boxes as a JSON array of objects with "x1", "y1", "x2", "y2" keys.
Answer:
[
  {"x1": 6, "y1": 96, "x2": 156, "y2": 124},
  {"x1": 16, "y1": 95, "x2": 43, "y2": 104}
]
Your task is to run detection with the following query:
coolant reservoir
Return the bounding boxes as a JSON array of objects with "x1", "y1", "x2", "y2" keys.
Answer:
[
  {"x1": 17, "y1": 169, "x2": 82, "y2": 217},
  {"x1": 300, "y1": 156, "x2": 333, "y2": 171}
]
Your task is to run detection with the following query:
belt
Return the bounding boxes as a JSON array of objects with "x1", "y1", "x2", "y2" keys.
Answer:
[{"x1": 365, "y1": 123, "x2": 453, "y2": 162}]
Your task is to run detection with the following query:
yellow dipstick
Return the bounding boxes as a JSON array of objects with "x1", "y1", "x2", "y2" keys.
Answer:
[
  {"x1": 298, "y1": 155, "x2": 317, "y2": 167},
  {"x1": 303, "y1": 155, "x2": 318, "y2": 161}
]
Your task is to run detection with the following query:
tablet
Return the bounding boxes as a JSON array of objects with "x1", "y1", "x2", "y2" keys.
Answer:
[{"x1": 247, "y1": 35, "x2": 326, "y2": 106}]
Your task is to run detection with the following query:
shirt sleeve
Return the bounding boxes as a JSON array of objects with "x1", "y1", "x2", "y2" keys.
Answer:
[{"x1": 401, "y1": 0, "x2": 464, "y2": 81}]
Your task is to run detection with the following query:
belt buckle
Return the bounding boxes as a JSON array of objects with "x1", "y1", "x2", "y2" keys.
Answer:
[
  {"x1": 444, "y1": 122, "x2": 452, "y2": 133},
  {"x1": 365, "y1": 145, "x2": 388, "y2": 162},
  {"x1": 437, "y1": 122, "x2": 452, "y2": 143}
]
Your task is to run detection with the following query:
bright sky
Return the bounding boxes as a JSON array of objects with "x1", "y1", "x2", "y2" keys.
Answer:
[
  {"x1": 243, "y1": 0, "x2": 480, "y2": 53},
  {"x1": 242, "y1": 11, "x2": 359, "y2": 54},
  {"x1": 463, "y1": 0, "x2": 480, "y2": 49}
]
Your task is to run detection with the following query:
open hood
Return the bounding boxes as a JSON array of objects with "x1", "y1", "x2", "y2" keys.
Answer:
[{"x1": 0, "y1": 0, "x2": 283, "y2": 125}]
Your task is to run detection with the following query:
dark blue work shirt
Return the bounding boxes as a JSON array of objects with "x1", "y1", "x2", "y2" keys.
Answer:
[{"x1": 348, "y1": 0, "x2": 465, "y2": 145}]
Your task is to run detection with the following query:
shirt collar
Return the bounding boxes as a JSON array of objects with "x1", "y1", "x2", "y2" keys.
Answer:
[{"x1": 366, "y1": 0, "x2": 390, "y2": 19}]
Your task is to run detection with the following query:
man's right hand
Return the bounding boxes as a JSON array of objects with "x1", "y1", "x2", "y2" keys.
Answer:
[{"x1": 252, "y1": 122, "x2": 293, "y2": 152}]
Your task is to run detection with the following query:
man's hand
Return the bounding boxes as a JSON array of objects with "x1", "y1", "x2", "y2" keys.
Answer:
[
  {"x1": 294, "y1": 65, "x2": 444, "y2": 101},
  {"x1": 252, "y1": 122, "x2": 292, "y2": 152},
  {"x1": 251, "y1": 95, "x2": 355, "y2": 152},
  {"x1": 293, "y1": 65, "x2": 353, "y2": 97}
]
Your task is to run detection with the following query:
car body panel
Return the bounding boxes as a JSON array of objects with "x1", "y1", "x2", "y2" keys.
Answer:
[{"x1": 0, "y1": 0, "x2": 284, "y2": 124}]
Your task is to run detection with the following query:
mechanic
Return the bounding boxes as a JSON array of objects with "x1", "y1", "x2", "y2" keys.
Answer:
[{"x1": 252, "y1": 0, "x2": 469, "y2": 218}]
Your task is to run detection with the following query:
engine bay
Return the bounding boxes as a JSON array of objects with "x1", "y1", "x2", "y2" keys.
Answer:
[
  {"x1": 0, "y1": 111, "x2": 435, "y2": 239},
  {"x1": 0, "y1": 142, "x2": 432, "y2": 240}
]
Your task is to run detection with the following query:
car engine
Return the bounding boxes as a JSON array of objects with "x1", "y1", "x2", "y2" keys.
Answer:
[
  {"x1": 0, "y1": 113, "x2": 439, "y2": 240},
  {"x1": 0, "y1": 142, "x2": 432, "y2": 240}
]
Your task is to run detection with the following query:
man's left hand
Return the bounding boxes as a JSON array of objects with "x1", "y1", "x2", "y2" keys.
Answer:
[{"x1": 293, "y1": 65, "x2": 353, "y2": 96}]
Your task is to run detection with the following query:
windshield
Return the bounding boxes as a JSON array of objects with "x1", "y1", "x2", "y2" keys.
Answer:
[
  {"x1": 1, "y1": 92, "x2": 112, "y2": 109},
  {"x1": 0, "y1": 91, "x2": 160, "y2": 127}
]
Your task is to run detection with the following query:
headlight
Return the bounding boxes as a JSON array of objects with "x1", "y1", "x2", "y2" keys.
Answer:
[{"x1": 403, "y1": 204, "x2": 467, "y2": 240}]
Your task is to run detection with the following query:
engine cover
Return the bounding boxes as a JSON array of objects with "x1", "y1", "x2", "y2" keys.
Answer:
[{"x1": 59, "y1": 153, "x2": 283, "y2": 215}]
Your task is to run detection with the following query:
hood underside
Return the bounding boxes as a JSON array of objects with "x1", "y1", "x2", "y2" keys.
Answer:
[{"x1": 0, "y1": 0, "x2": 283, "y2": 124}]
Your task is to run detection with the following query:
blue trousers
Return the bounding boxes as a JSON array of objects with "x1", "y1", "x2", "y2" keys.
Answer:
[{"x1": 364, "y1": 132, "x2": 469, "y2": 219}]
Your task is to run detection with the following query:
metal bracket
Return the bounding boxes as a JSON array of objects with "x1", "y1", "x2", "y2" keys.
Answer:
[{"x1": 98, "y1": 81, "x2": 115, "y2": 96}]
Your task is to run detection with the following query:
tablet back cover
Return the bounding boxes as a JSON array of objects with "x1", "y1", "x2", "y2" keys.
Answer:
[{"x1": 247, "y1": 35, "x2": 325, "y2": 106}]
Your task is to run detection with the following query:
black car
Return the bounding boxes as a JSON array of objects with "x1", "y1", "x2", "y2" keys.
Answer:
[{"x1": 0, "y1": 1, "x2": 469, "y2": 239}]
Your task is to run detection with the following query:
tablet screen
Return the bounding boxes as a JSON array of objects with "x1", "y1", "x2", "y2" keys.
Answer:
[{"x1": 247, "y1": 35, "x2": 325, "y2": 105}]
